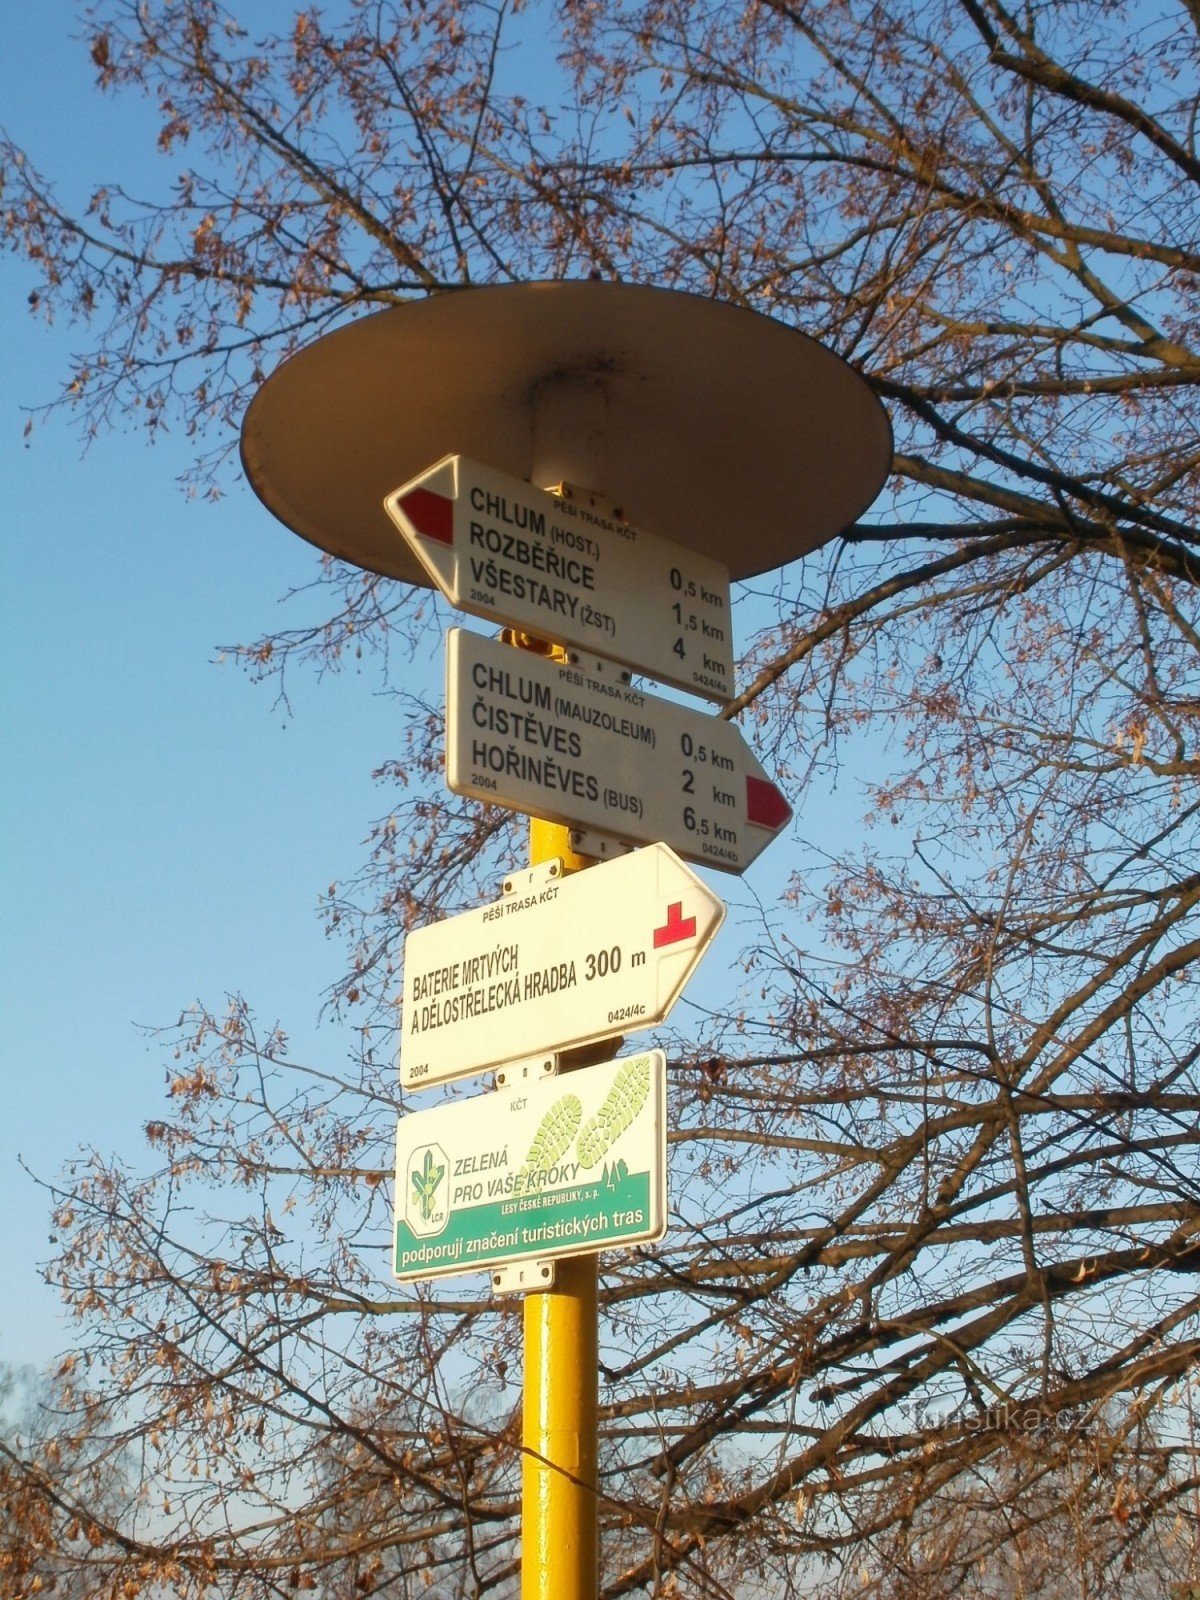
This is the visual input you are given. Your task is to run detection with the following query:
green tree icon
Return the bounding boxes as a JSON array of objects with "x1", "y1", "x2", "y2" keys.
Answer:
[{"x1": 410, "y1": 1149, "x2": 445, "y2": 1222}]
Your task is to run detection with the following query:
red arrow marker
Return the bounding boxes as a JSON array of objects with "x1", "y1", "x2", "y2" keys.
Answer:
[
  {"x1": 745, "y1": 775, "x2": 792, "y2": 831},
  {"x1": 398, "y1": 487, "x2": 454, "y2": 545},
  {"x1": 653, "y1": 901, "x2": 697, "y2": 948}
]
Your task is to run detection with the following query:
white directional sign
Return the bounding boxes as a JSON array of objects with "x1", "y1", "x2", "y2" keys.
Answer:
[
  {"x1": 401, "y1": 843, "x2": 725, "y2": 1090},
  {"x1": 384, "y1": 454, "x2": 733, "y2": 701},
  {"x1": 446, "y1": 628, "x2": 792, "y2": 875},
  {"x1": 393, "y1": 1050, "x2": 667, "y2": 1283}
]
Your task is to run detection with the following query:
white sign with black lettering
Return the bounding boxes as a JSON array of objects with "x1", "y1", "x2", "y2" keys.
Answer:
[
  {"x1": 384, "y1": 454, "x2": 733, "y2": 701},
  {"x1": 446, "y1": 629, "x2": 793, "y2": 875},
  {"x1": 400, "y1": 844, "x2": 724, "y2": 1090}
]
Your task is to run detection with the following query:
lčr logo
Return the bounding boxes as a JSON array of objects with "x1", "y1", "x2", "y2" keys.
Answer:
[{"x1": 407, "y1": 1143, "x2": 449, "y2": 1236}]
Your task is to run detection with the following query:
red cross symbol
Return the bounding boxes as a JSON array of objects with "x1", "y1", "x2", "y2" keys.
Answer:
[{"x1": 653, "y1": 901, "x2": 697, "y2": 949}]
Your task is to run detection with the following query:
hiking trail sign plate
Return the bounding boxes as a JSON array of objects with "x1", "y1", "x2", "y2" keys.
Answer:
[
  {"x1": 393, "y1": 1050, "x2": 667, "y2": 1283},
  {"x1": 384, "y1": 454, "x2": 733, "y2": 701},
  {"x1": 400, "y1": 843, "x2": 725, "y2": 1090},
  {"x1": 446, "y1": 628, "x2": 792, "y2": 874}
]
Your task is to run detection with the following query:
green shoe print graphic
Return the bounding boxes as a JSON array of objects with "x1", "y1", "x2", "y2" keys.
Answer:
[
  {"x1": 577, "y1": 1055, "x2": 651, "y2": 1169},
  {"x1": 516, "y1": 1093, "x2": 582, "y2": 1192}
]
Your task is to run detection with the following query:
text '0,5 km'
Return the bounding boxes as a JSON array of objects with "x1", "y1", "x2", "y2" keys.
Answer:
[
  {"x1": 399, "y1": 844, "x2": 725, "y2": 1090},
  {"x1": 446, "y1": 628, "x2": 792, "y2": 875},
  {"x1": 384, "y1": 454, "x2": 733, "y2": 701}
]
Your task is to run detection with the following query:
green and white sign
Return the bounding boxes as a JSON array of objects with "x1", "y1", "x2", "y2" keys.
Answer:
[{"x1": 393, "y1": 1051, "x2": 667, "y2": 1283}]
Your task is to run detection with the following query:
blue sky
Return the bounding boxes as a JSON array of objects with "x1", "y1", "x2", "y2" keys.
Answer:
[
  {"x1": 0, "y1": 7, "x2": 850, "y2": 1376},
  {"x1": 0, "y1": 11, "x2": 433, "y2": 1369}
]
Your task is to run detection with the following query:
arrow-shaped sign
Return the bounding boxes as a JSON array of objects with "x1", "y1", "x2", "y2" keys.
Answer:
[
  {"x1": 446, "y1": 628, "x2": 792, "y2": 875},
  {"x1": 400, "y1": 844, "x2": 725, "y2": 1090},
  {"x1": 384, "y1": 454, "x2": 733, "y2": 702}
]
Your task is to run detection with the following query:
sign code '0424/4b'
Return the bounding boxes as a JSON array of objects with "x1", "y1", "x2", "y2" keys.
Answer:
[{"x1": 445, "y1": 628, "x2": 792, "y2": 874}]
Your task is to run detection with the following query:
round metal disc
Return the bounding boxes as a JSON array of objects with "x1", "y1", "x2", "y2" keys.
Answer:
[{"x1": 240, "y1": 281, "x2": 892, "y2": 585}]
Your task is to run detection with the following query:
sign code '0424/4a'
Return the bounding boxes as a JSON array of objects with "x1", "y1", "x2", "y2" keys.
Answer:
[{"x1": 384, "y1": 453, "x2": 733, "y2": 700}]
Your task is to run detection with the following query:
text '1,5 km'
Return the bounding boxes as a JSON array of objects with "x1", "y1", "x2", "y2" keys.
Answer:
[
  {"x1": 400, "y1": 843, "x2": 725, "y2": 1090},
  {"x1": 384, "y1": 454, "x2": 733, "y2": 701},
  {"x1": 447, "y1": 628, "x2": 791, "y2": 874}
]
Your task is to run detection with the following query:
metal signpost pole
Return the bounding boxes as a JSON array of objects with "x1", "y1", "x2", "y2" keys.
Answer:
[
  {"x1": 238, "y1": 279, "x2": 892, "y2": 1600},
  {"x1": 523, "y1": 653, "x2": 602, "y2": 1600},
  {"x1": 523, "y1": 1238, "x2": 598, "y2": 1600},
  {"x1": 520, "y1": 374, "x2": 607, "y2": 1596}
]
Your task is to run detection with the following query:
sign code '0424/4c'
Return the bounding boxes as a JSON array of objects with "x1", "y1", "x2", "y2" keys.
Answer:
[{"x1": 399, "y1": 843, "x2": 725, "y2": 1091}]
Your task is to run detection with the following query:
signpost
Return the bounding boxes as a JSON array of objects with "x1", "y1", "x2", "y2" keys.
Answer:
[
  {"x1": 385, "y1": 454, "x2": 733, "y2": 701},
  {"x1": 447, "y1": 627, "x2": 792, "y2": 873},
  {"x1": 393, "y1": 1051, "x2": 667, "y2": 1283},
  {"x1": 400, "y1": 843, "x2": 725, "y2": 1090},
  {"x1": 241, "y1": 282, "x2": 892, "y2": 1600}
]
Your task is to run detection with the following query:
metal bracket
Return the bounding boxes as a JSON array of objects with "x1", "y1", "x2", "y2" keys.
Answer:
[
  {"x1": 568, "y1": 828, "x2": 636, "y2": 862},
  {"x1": 554, "y1": 479, "x2": 630, "y2": 527},
  {"x1": 558, "y1": 647, "x2": 632, "y2": 685},
  {"x1": 495, "y1": 1054, "x2": 559, "y2": 1087},
  {"x1": 501, "y1": 858, "x2": 564, "y2": 896},
  {"x1": 492, "y1": 1259, "x2": 556, "y2": 1296}
]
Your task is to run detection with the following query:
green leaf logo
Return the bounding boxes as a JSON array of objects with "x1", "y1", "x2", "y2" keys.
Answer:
[
  {"x1": 410, "y1": 1148, "x2": 445, "y2": 1222},
  {"x1": 602, "y1": 1158, "x2": 630, "y2": 1191}
]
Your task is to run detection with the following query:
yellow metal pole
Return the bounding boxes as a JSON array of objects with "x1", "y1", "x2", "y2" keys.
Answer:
[
  {"x1": 520, "y1": 665, "x2": 601, "y2": 1600},
  {"x1": 522, "y1": 1215, "x2": 599, "y2": 1600},
  {"x1": 514, "y1": 369, "x2": 611, "y2": 1594}
]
